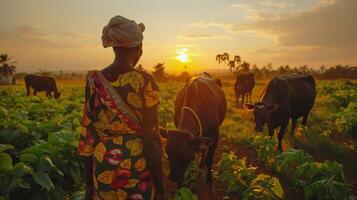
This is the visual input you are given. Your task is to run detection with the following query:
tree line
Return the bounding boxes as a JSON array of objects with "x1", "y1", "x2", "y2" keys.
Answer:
[
  {"x1": 1, "y1": 53, "x2": 356, "y2": 84},
  {"x1": 215, "y1": 52, "x2": 357, "y2": 80}
]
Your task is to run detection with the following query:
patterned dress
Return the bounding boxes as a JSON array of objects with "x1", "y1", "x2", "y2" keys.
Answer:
[{"x1": 78, "y1": 69, "x2": 160, "y2": 200}]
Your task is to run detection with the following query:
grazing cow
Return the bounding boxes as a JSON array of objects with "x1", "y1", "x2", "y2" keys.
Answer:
[
  {"x1": 243, "y1": 74, "x2": 316, "y2": 151},
  {"x1": 160, "y1": 72, "x2": 226, "y2": 190},
  {"x1": 234, "y1": 72, "x2": 255, "y2": 107},
  {"x1": 24, "y1": 74, "x2": 60, "y2": 98}
]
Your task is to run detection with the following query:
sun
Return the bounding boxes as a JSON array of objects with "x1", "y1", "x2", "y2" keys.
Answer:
[{"x1": 176, "y1": 48, "x2": 189, "y2": 63}]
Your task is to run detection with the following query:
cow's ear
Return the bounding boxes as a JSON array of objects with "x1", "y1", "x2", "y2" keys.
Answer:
[
  {"x1": 159, "y1": 127, "x2": 168, "y2": 139},
  {"x1": 193, "y1": 136, "x2": 213, "y2": 150},
  {"x1": 267, "y1": 103, "x2": 279, "y2": 111},
  {"x1": 243, "y1": 103, "x2": 254, "y2": 111}
]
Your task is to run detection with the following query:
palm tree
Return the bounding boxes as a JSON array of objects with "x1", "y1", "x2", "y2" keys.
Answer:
[
  {"x1": 216, "y1": 52, "x2": 230, "y2": 64},
  {"x1": 0, "y1": 54, "x2": 17, "y2": 77},
  {"x1": 228, "y1": 60, "x2": 235, "y2": 72}
]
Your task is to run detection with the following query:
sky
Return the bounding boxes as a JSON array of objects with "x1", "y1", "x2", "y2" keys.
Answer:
[{"x1": 0, "y1": 0, "x2": 356, "y2": 73}]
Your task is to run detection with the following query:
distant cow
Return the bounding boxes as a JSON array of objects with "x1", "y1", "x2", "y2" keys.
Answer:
[
  {"x1": 234, "y1": 72, "x2": 255, "y2": 107},
  {"x1": 160, "y1": 73, "x2": 226, "y2": 190},
  {"x1": 243, "y1": 74, "x2": 316, "y2": 151},
  {"x1": 24, "y1": 74, "x2": 60, "y2": 98}
]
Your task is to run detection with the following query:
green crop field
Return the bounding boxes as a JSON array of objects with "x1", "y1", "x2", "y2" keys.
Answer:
[{"x1": 0, "y1": 79, "x2": 356, "y2": 200}]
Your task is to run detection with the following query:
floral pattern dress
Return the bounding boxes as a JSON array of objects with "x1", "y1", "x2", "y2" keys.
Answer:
[{"x1": 78, "y1": 69, "x2": 160, "y2": 200}]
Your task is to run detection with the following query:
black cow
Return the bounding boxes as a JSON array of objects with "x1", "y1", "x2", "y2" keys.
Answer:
[
  {"x1": 24, "y1": 74, "x2": 60, "y2": 98},
  {"x1": 234, "y1": 72, "x2": 255, "y2": 107},
  {"x1": 160, "y1": 73, "x2": 226, "y2": 190},
  {"x1": 243, "y1": 74, "x2": 316, "y2": 151}
]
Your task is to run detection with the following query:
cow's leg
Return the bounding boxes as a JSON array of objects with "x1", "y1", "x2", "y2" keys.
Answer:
[
  {"x1": 249, "y1": 91, "x2": 252, "y2": 102},
  {"x1": 25, "y1": 83, "x2": 30, "y2": 96},
  {"x1": 291, "y1": 118, "x2": 298, "y2": 136},
  {"x1": 205, "y1": 132, "x2": 218, "y2": 192},
  {"x1": 277, "y1": 120, "x2": 288, "y2": 152},
  {"x1": 33, "y1": 90, "x2": 37, "y2": 96},
  {"x1": 46, "y1": 91, "x2": 52, "y2": 98},
  {"x1": 302, "y1": 114, "x2": 309, "y2": 126}
]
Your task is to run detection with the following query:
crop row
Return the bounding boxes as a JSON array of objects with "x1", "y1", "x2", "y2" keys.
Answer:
[
  {"x1": 0, "y1": 88, "x2": 84, "y2": 200},
  {"x1": 242, "y1": 135, "x2": 351, "y2": 200},
  {"x1": 216, "y1": 152, "x2": 284, "y2": 200}
]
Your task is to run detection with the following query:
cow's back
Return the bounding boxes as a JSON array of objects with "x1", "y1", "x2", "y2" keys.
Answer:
[
  {"x1": 263, "y1": 74, "x2": 316, "y2": 117},
  {"x1": 175, "y1": 74, "x2": 226, "y2": 129},
  {"x1": 24, "y1": 74, "x2": 56, "y2": 91},
  {"x1": 235, "y1": 72, "x2": 255, "y2": 91}
]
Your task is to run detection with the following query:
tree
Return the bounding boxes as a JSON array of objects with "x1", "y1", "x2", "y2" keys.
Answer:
[
  {"x1": 240, "y1": 61, "x2": 250, "y2": 72},
  {"x1": 136, "y1": 64, "x2": 145, "y2": 72},
  {"x1": 152, "y1": 63, "x2": 167, "y2": 82},
  {"x1": 216, "y1": 52, "x2": 229, "y2": 64},
  {"x1": 0, "y1": 54, "x2": 17, "y2": 77},
  {"x1": 36, "y1": 68, "x2": 53, "y2": 76}
]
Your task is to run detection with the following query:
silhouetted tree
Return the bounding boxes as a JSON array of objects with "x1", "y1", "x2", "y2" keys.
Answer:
[
  {"x1": 36, "y1": 68, "x2": 53, "y2": 76},
  {"x1": 216, "y1": 52, "x2": 230, "y2": 64},
  {"x1": 136, "y1": 64, "x2": 145, "y2": 72},
  {"x1": 152, "y1": 63, "x2": 167, "y2": 82},
  {"x1": 0, "y1": 54, "x2": 17, "y2": 77}
]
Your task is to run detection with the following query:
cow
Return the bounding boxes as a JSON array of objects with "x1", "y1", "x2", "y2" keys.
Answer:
[
  {"x1": 234, "y1": 72, "x2": 255, "y2": 107},
  {"x1": 24, "y1": 74, "x2": 61, "y2": 98},
  {"x1": 160, "y1": 72, "x2": 226, "y2": 190},
  {"x1": 243, "y1": 74, "x2": 316, "y2": 152}
]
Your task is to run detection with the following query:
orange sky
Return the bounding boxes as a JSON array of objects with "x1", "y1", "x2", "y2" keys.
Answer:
[{"x1": 0, "y1": 0, "x2": 356, "y2": 74}]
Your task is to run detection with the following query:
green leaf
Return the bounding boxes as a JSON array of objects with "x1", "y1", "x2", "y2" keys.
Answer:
[
  {"x1": 0, "y1": 144, "x2": 14, "y2": 152},
  {"x1": 0, "y1": 152, "x2": 13, "y2": 170},
  {"x1": 19, "y1": 153, "x2": 39, "y2": 163},
  {"x1": 32, "y1": 171, "x2": 54, "y2": 191},
  {"x1": 71, "y1": 191, "x2": 85, "y2": 200}
]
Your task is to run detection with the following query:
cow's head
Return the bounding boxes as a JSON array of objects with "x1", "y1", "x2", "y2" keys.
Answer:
[
  {"x1": 243, "y1": 102, "x2": 279, "y2": 133},
  {"x1": 160, "y1": 128, "x2": 212, "y2": 185},
  {"x1": 54, "y1": 92, "x2": 61, "y2": 99}
]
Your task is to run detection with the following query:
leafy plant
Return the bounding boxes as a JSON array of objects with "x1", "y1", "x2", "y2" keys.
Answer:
[
  {"x1": 245, "y1": 174, "x2": 284, "y2": 200},
  {"x1": 249, "y1": 136, "x2": 278, "y2": 167},
  {"x1": 334, "y1": 102, "x2": 357, "y2": 137},
  {"x1": 296, "y1": 161, "x2": 350, "y2": 200},
  {"x1": 275, "y1": 149, "x2": 313, "y2": 185},
  {"x1": 173, "y1": 187, "x2": 198, "y2": 200},
  {"x1": 217, "y1": 152, "x2": 284, "y2": 199}
]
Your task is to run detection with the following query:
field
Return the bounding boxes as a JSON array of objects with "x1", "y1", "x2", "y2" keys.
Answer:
[{"x1": 0, "y1": 78, "x2": 356, "y2": 200}]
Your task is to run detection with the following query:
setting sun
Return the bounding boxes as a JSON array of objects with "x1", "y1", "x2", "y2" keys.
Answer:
[{"x1": 175, "y1": 48, "x2": 189, "y2": 63}]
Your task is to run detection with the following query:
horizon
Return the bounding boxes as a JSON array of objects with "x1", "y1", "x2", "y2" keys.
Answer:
[{"x1": 1, "y1": 0, "x2": 356, "y2": 73}]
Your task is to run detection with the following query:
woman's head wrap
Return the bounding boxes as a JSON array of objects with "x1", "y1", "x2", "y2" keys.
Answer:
[{"x1": 101, "y1": 15, "x2": 145, "y2": 48}]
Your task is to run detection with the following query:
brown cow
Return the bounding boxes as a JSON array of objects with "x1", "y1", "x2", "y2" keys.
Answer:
[
  {"x1": 160, "y1": 72, "x2": 226, "y2": 190},
  {"x1": 24, "y1": 74, "x2": 60, "y2": 98},
  {"x1": 234, "y1": 72, "x2": 255, "y2": 107}
]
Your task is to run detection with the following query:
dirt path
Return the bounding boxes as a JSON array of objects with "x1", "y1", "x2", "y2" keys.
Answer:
[{"x1": 164, "y1": 137, "x2": 304, "y2": 200}]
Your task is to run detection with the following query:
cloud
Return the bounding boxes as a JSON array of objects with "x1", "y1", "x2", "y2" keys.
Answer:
[
  {"x1": 0, "y1": 25, "x2": 96, "y2": 49},
  {"x1": 178, "y1": 33, "x2": 228, "y2": 40},
  {"x1": 189, "y1": 22, "x2": 232, "y2": 29},
  {"x1": 231, "y1": 0, "x2": 357, "y2": 48},
  {"x1": 259, "y1": 0, "x2": 290, "y2": 9}
]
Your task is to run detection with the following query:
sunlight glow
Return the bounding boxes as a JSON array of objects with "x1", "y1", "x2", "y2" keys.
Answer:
[{"x1": 176, "y1": 48, "x2": 189, "y2": 63}]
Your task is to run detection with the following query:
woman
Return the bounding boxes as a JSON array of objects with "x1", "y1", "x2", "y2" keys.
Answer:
[{"x1": 78, "y1": 15, "x2": 164, "y2": 200}]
